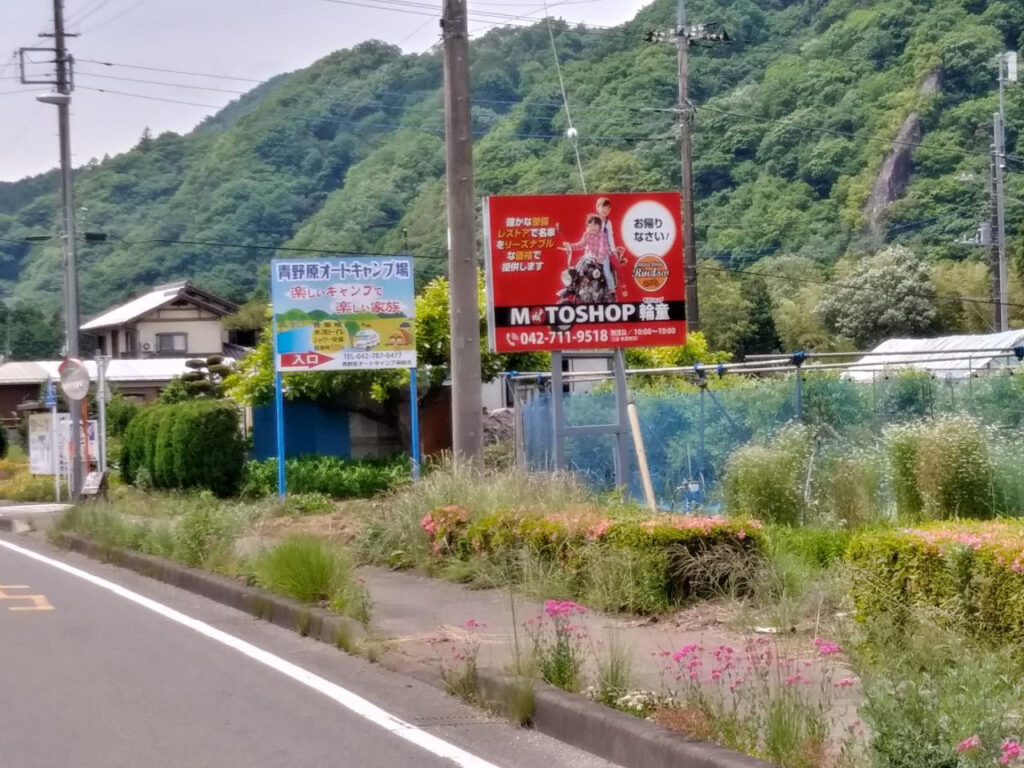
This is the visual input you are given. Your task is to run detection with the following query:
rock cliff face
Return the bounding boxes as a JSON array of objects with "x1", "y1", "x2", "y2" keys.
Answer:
[{"x1": 863, "y1": 70, "x2": 942, "y2": 237}]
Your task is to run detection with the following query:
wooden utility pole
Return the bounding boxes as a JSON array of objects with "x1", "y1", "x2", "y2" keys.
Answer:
[{"x1": 442, "y1": 0, "x2": 483, "y2": 464}]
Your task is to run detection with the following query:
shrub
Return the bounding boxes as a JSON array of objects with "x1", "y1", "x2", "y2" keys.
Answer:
[
  {"x1": 770, "y1": 526, "x2": 852, "y2": 569},
  {"x1": 154, "y1": 407, "x2": 178, "y2": 489},
  {"x1": 240, "y1": 455, "x2": 409, "y2": 500},
  {"x1": 121, "y1": 401, "x2": 244, "y2": 496},
  {"x1": 106, "y1": 393, "x2": 141, "y2": 438},
  {"x1": 172, "y1": 496, "x2": 240, "y2": 568},
  {"x1": 848, "y1": 522, "x2": 1024, "y2": 645},
  {"x1": 914, "y1": 416, "x2": 994, "y2": 520},
  {"x1": 813, "y1": 451, "x2": 883, "y2": 527},
  {"x1": 417, "y1": 505, "x2": 764, "y2": 613},
  {"x1": 886, "y1": 424, "x2": 923, "y2": 521},
  {"x1": 724, "y1": 424, "x2": 812, "y2": 525},
  {"x1": 852, "y1": 614, "x2": 1024, "y2": 768},
  {"x1": 0, "y1": 458, "x2": 62, "y2": 501},
  {"x1": 169, "y1": 400, "x2": 244, "y2": 496}
]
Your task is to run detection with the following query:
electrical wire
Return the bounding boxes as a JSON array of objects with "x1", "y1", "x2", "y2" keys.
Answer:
[
  {"x1": 77, "y1": 85, "x2": 223, "y2": 109},
  {"x1": 68, "y1": 0, "x2": 113, "y2": 26},
  {"x1": 76, "y1": 70, "x2": 250, "y2": 95},
  {"x1": 81, "y1": 0, "x2": 150, "y2": 34},
  {"x1": 76, "y1": 58, "x2": 264, "y2": 83}
]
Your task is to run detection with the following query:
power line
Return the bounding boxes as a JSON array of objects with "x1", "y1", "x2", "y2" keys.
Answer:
[
  {"x1": 77, "y1": 85, "x2": 223, "y2": 109},
  {"x1": 76, "y1": 70, "x2": 249, "y2": 95},
  {"x1": 79, "y1": 85, "x2": 660, "y2": 143},
  {"x1": 76, "y1": 58, "x2": 264, "y2": 83},
  {"x1": 81, "y1": 0, "x2": 150, "y2": 34},
  {"x1": 68, "y1": 0, "x2": 112, "y2": 26}
]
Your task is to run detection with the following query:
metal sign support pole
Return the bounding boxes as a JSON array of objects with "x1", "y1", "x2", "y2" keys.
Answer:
[
  {"x1": 551, "y1": 351, "x2": 565, "y2": 469},
  {"x1": 51, "y1": 407, "x2": 60, "y2": 503},
  {"x1": 96, "y1": 355, "x2": 108, "y2": 473},
  {"x1": 612, "y1": 348, "x2": 630, "y2": 490},
  {"x1": 275, "y1": 372, "x2": 286, "y2": 499},
  {"x1": 699, "y1": 382, "x2": 706, "y2": 483},
  {"x1": 410, "y1": 367, "x2": 421, "y2": 482},
  {"x1": 272, "y1": 315, "x2": 286, "y2": 499}
]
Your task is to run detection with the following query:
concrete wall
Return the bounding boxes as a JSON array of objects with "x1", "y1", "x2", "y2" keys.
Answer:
[{"x1": 348, "y1": 413, "x2": 400, "y2": 459}]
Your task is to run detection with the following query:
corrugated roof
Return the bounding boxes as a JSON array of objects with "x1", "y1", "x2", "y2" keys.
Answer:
[
  {"x1": 0, "y1": 358, "x2": 203, "y2": 385},
  {"x1": 80, "y1": 282, "x2": 189, "y2": 331},
  {"x1": 845, "y1": 329, "x2": 1024, "y2": 380}
]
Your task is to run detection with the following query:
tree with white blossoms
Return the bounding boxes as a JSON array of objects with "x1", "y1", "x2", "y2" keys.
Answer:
[{"x1": 817, "y1": 245, "x2": 937, "y2": 348}]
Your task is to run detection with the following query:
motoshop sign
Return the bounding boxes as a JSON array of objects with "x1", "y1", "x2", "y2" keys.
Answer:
[
  {"x1": 483, "y1": 192, "x2": 686, "y2": 353},
  {"x1": 271, "y1": 257, "x2": 416, "y2": 372}
]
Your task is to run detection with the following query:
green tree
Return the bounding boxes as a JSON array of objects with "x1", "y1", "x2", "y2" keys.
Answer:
[
  {"x1": 817, "y1": 246, "x2": 938, "y2": 348},
  {"x1": 2, "y1": 301, "x2": 63, "y2": 360}
]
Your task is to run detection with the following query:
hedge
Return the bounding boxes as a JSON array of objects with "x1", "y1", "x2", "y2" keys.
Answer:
[
  {"x1": 120, "y1": 400, "x2": 244, "y2": 496},
  {"x1": 848, "y1": 521, "x2": 1024, "y2": 645},
  {"x1": 420, "y1": 507, "x2": 764, "y2": 612}
]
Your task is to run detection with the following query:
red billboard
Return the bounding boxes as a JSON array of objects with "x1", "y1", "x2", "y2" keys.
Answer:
[{"x1": 483, "y1": 192, "x2": 686, "y2": 353}]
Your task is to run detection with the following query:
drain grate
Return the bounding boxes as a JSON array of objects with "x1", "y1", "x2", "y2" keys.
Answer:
[{"x1": 412, "y1": 713, "x2": 503, "y2": 728}]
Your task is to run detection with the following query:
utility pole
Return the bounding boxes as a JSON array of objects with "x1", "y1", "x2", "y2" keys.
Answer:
[
  {"x1": 991, "y1": 51, "x2": 1017, "y2": 333},
  {"x1": 441, "y1": 0, "x2": 483, "y2": 465},
  {"x1": 992, "y1": 111, "x2": 1009, "y2": 332},
  {"x1": 646, "y1": 2, "x2": 727, "y2": 332},
  {"x1": 21, "y1": 0, "x2": 83, "y2": 498}
]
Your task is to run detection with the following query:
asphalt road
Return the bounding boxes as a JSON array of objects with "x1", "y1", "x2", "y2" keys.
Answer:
[{"x1": 0, "y1": 533, "x2": 620, "y2": 768}]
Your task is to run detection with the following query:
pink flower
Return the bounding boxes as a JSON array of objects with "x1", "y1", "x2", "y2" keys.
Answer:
[
  {"x1": 814, "y1": 637, "x2": 842, "y2": 656},
  {"x1": 419, "y1": 513, "x2": 436, "y2": 535},
  {"x1": 1002, "y1": 740, "x2": 1023, "y2": 765},
  {"x1": 729, "y1": 677, "x2": 744, "y2": 692},
  {"x1": 585, "y1": 519, "x2": 612, "y2": 540},
  {"x1": 956, "y1": 735, "x2": 981, "y2": 754},
  {"x1": 672, "y1": 643, "x2": 700, "y2": 663},
  {"x1": 544, "y1": 599, "x2": 587, "y2": 618},
  {"x1": 784, "y1": 674, "x2": 803, "y2": 685},
  {"x1": 462, "y1": 618, "x2": 485, "y2": 629},
  {"x1": 834, "y1": 678, "x2": 856, "y2": 688}
]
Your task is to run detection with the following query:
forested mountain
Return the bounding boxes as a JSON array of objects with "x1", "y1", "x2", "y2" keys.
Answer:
[{"x1": 0, "y1": 0, "x2": 1022, "y2": 356}]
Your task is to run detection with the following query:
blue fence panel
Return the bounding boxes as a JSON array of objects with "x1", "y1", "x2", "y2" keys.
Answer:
[{"x1": 251, "y1": 401, "x2": 350, "y2": 460}]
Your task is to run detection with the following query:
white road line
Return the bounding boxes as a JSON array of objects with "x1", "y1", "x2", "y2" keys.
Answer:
[{"x1": 0, "y1": 538, "x2": 502, "y2": 768}]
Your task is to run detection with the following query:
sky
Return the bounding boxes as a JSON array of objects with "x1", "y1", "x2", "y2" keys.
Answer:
[{"x1": 0, "y1": 0, "x2": 652, "y2": 182}]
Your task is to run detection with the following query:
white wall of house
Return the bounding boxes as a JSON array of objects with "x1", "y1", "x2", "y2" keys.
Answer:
[{"x1": 135, "y1": 319, "x2": 224, "y2": 356}]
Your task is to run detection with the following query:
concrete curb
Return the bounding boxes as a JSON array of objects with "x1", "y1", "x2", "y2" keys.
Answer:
[
  {"x1": 55, "y1": 533, "x2": 772, "y2": 768},
  {"x1": 57, "y1": 533, "x2": 367, "y2": 649}
]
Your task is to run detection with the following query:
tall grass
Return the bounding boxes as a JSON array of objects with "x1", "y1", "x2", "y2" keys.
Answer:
[
  {"x1": 852, "y1": 611, "x2": 1024, "y2": 768},
  {"x1": 247, "y1": 535, "x2": 370, "y2": 622}
]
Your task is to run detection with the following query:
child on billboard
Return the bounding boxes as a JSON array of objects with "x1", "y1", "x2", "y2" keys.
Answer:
[{"x1": 557, "y1": 203, "x2": 627, "y2": 307}]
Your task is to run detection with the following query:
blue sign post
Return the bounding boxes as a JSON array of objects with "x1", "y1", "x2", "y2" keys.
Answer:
[{"x1": 270, "y1": 257, "x2": 418, "y2": 498}]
